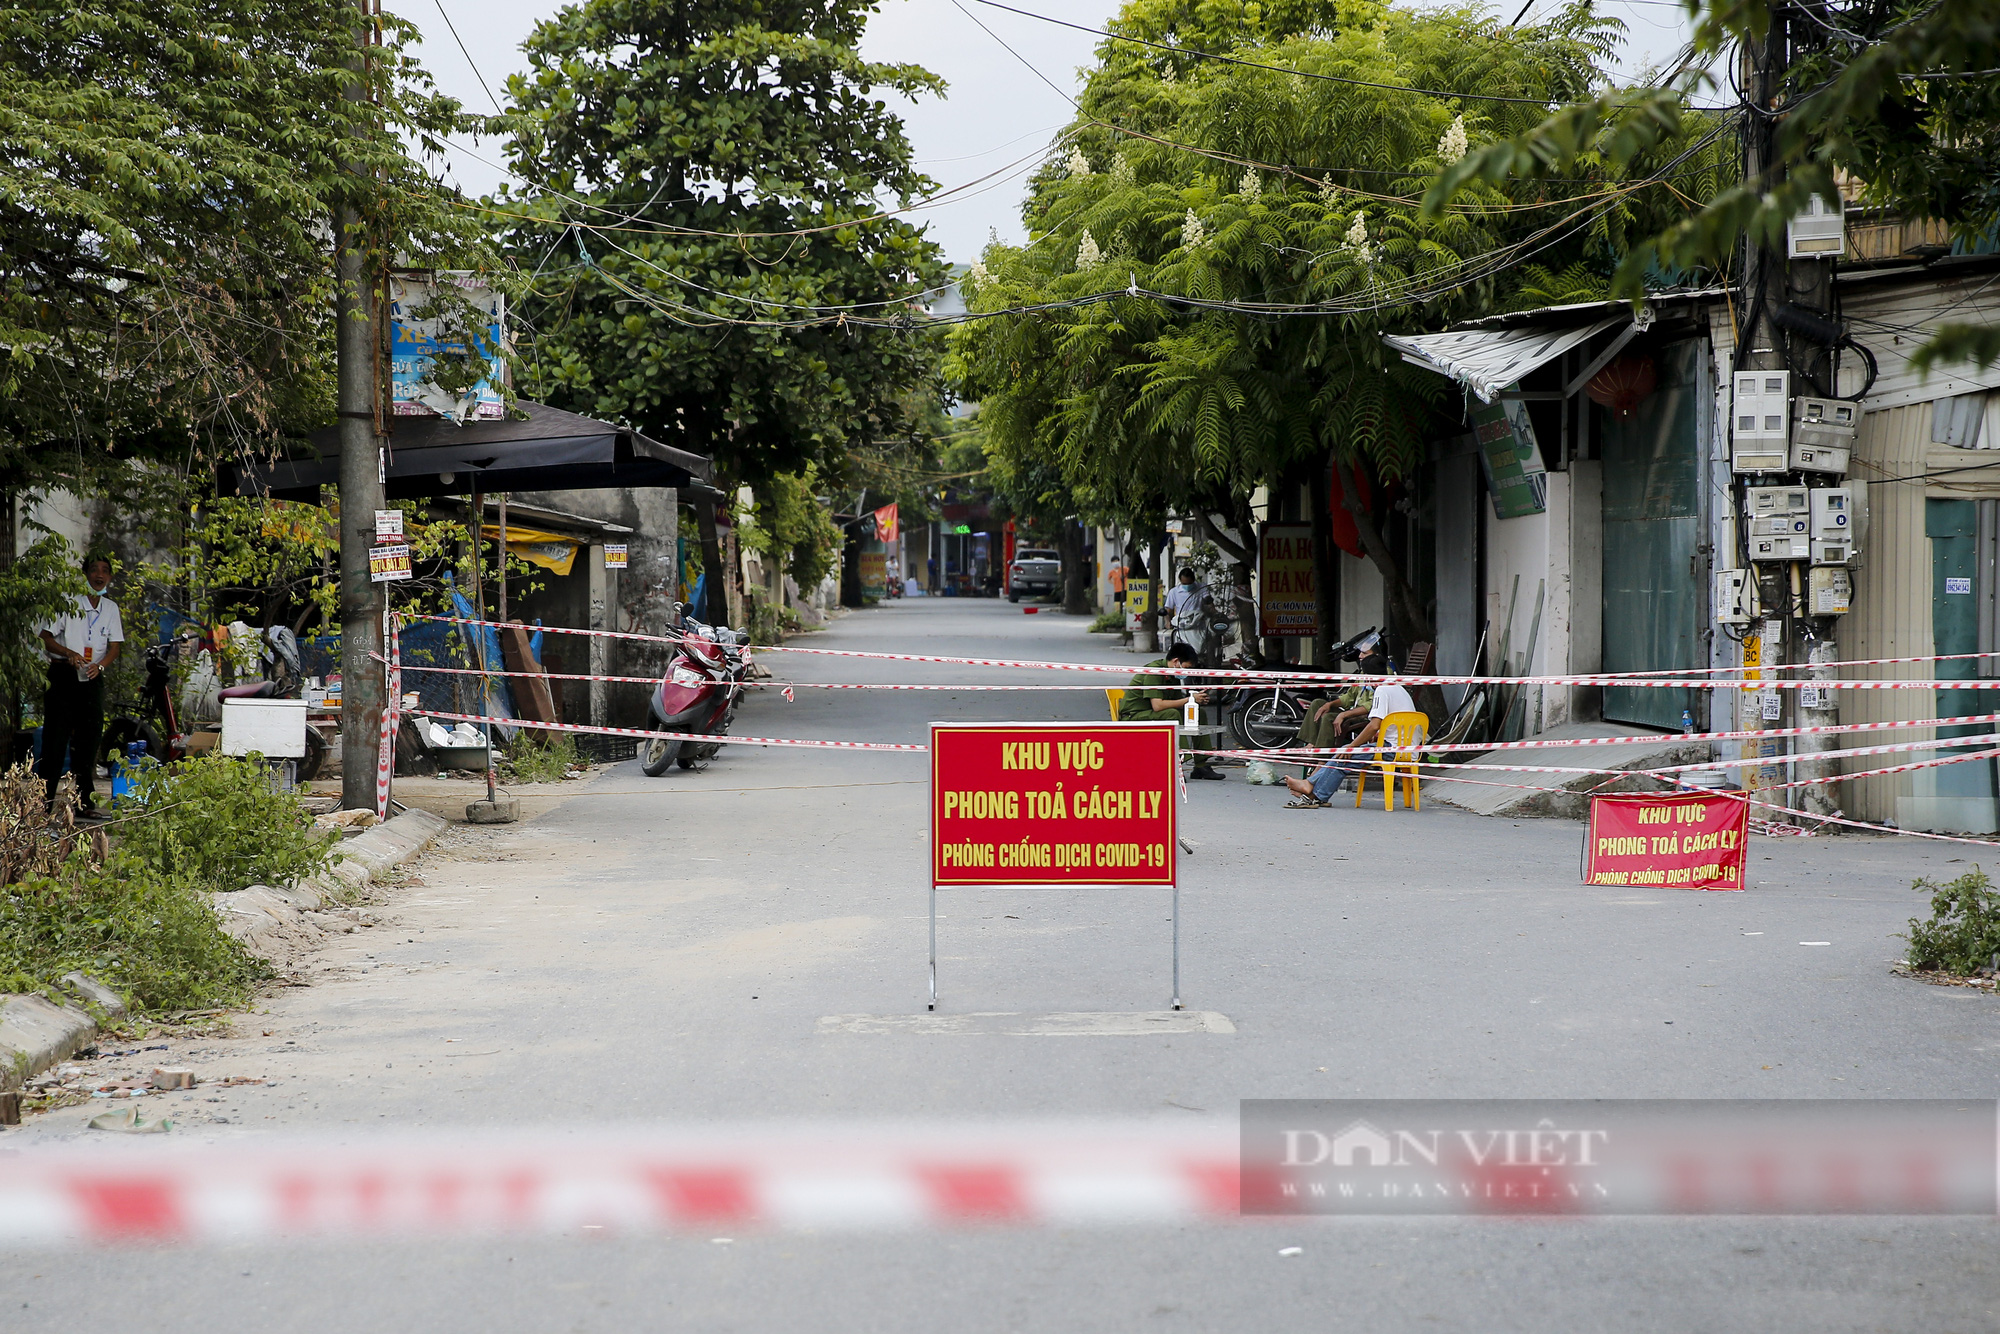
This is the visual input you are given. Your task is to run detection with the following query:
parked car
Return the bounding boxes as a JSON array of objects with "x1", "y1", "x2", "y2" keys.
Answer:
[{"x1": 1007, "y1": 547, "x2": 1060, "y2": 602}]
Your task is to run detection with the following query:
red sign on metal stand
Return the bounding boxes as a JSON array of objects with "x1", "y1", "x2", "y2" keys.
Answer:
[{"x1": 929, "y1": 722, "x2": 1181, "y2": 1009}]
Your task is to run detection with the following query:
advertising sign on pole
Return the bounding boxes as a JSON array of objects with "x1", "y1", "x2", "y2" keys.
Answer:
[
  {"x1": 374, "y1": 509, "x2": 404, "y2": 540},
  {"x1": 1472, "y1": 398, "x2": 1549, "y2": 519},
  {"x1": 930, "y1": 722, "x2": 1181, "y2": 1009},
  {"x1": 1127, "y1": 578, "x2": 1152, "y2": 617},
  {"x1": 603, "y1": 543, "x2": 628, "y2": 570},
  {"x1": 368, "y1": 543, "x2": 413, "y2": 583},
  {"x1": 1582, "y1": 791, "x2": 1748, "y2": 890},
  {"x1": 1257, "y1": 522, "x2": 1317, "y2": 638}
]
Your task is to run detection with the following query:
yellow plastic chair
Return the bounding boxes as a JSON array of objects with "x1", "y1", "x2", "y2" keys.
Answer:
[
  {"x1": 1357, "y1": 710, "x2": 1428, "y2": 811},
  {"x1": 1106, "y1": 687, "x2": 1126, "y2": 720}
]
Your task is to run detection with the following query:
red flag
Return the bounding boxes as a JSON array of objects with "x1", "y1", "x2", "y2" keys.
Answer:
[{"x1": 873, "y1": 503, "x2": 899, "y2": 543}]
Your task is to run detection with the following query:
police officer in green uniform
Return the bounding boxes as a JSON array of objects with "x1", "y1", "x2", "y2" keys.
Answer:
[{"x1": 1119, "y1": 642, "x2": 1223, "y2": 780}]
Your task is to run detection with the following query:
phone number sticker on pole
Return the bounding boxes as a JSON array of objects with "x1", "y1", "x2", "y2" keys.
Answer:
[{"x1": 929, "y1": 721, "x2": 1181, "y2": 1012}]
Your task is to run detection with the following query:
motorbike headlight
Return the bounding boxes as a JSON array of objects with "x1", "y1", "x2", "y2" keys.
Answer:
[{"x1": 670, "y1": 666, "x2": 706, "y2": 687}]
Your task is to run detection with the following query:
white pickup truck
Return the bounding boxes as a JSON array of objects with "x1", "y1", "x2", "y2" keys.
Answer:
[{"x1": 1007, "y1": 548, "x2": 1060, "y2": 602}]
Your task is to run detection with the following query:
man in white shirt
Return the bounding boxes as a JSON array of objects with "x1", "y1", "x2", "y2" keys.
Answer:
[
  {"x1": 36, "y1": 555, "x2": 124, "y2": 816},
  {"x1": 1162, "y1": 567, "x2": 1203, "y2": 618},
  {"x1": 1282, "y1": 648, "x2": 1418, "y2": 807}
]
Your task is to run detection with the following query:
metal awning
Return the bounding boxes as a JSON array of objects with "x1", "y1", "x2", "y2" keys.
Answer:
[
  {"x1": 1384, "y1": 318, "x2": 1626, "y2": 403},
  {"x1": 227, "y1": 400, "x2": 713, "y2": 502}
]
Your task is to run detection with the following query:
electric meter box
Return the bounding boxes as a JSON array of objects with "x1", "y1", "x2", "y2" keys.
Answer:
[
  {"x1": 1732, "y1": 371, "x2": 1791, "y2": 473},
  {"x1": 1750, "y1": 534, "x2": 1812, "y2": 562},
  {"x1": 1749, "y1": 514, "x2": 1810, "y2": 538},
  {"x1": 1812, "y1": 539, "x2": 1853, "y2": 567},
  {"x1": 1788, "y1": 193, "x2": 1846, "y2": 259},
  {"x1": 1809, "y1": 486, "x2": 1852, "y2": 540},
  {"x1": 1747, "y1": 486, "x2": 1809, "y2": 517},
  {"x1": 1808, "y1": 566, "x2": 1852, "y2": 616},
  {"x1": 1791, "y1": 441, "x2": 1851, "y2": 474},
  {"x1": 1715, "y1": 569, "x2": 1760, "y2": 625},
  {"x1": 1791, "y1": 397, "x2": 1857, "y2": 474}
]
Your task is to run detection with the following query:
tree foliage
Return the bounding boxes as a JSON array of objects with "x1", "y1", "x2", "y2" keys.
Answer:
[
  {"x1": 1428, "y1": 0, "x2": 2000, "y2": 366},
  {"x1": 492, "y1": 0, "x2": 952, "y2": 488},
  {"x1": 0, "y1": 0, "x2": 491, "y2": 484},
  {"x1": 950, "y1": 0, "x2": 1727, "y2": 644}
]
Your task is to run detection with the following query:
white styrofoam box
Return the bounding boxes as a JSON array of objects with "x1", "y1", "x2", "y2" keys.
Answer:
[
  {"x1": 1790, "y1": 441, "x2": 1851, "y2": 474},
  {"x1": 220, "y1": 698, "x2": 309, "y2": 758},
  {"x1": 1808, "y1": 566, "x2": 1851, "y2": 616},
  {"x1": 1747, "y1": 486, "x2": 1810, "y2": 516},
  {"x1": 1714, "y1": 569, "x2": 1758, "y2": 625},
  {"x1": 1732, "y1": 371, "x2": 1790, "y2": 448},
  {"x1": 1749, "y1": 514, "x2": 1810, "y2": 538},
  {"x1": 1810, "y1": 486, "x2": 1852, "y2": 539},
  {"x1": 1788, "y1": 193, "x2": 1845, "y2": 258},
  {"x1": 1749, "y1": 534, "x2": 1812, "y2": 562}
]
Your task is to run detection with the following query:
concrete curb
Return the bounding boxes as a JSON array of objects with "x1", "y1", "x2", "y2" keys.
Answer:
[{"x1": 1, "y1": 808, "x2": 449, "y2": 1095}]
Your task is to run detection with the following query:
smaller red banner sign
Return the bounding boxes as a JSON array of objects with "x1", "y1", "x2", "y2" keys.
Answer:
[
  {"x1": 1583, "y1": 791, "x2": 1748, "y2": 891},
  {"x1": 932, "y1": 723, "x2": 1178, "y2": 886}
]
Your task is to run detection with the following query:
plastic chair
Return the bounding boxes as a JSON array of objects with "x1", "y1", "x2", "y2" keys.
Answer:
[
  {"x1": 1357, "y1": 710, "x2": 1428, "y2": 811},
  {"x1": 1106, "y1": 688, "x2": 1126, "y2": 720}
]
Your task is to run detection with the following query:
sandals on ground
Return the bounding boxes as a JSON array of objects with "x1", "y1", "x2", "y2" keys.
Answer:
[{"x1": 1284, "y1": 797, "x2": 1328, "y2": 809}]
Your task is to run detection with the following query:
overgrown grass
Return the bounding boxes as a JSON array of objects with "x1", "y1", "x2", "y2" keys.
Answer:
[
  {"x1": 503, "y1": 731, "x2": 580, "y2": 784},
  {"x1": 1907, "y1": 867, "x2": 2000, "y2": 976},
  {"x1": 1088, "y1": 610, "x2": 1125, "y2": 633},
  {"x1": 0, "y1": 757, "x2": 336, "y2": 1012}
]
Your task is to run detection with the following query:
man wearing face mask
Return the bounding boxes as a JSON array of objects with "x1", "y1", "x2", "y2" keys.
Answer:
[{"x1": 36, "y1": 555, "x2": 125, "y2": 817}]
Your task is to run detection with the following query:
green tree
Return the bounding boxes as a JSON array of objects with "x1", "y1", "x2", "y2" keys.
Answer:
[
  {"x1": 1427, "y1": 0, "x2": 2000, "y2": 368},
  {"x1": 492, "y1": 0, "x2": 953, "y2": 491},
  {"x1": 951, "y1": 0, "x2": 1724, "y2": 655},
  {"x1": 0, "y1": 0, "x2": 491, "y2": 483}
]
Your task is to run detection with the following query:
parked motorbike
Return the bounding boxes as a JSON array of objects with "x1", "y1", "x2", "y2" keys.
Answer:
[
  {"x1": 641, "y1": 605, "x2": 750, "y2": 776},
  {"x1": 1225, "y1": 626, "x2": 1382, "y2": 750}
]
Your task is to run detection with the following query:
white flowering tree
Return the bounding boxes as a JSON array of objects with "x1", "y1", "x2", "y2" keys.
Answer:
[{"x1": 951, "y1": 0, "x2": 1725, "y2": 660}]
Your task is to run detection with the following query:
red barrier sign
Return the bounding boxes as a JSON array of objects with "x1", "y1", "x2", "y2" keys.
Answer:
[
  {"x1": 931, "y1": 722, "x2": 1178, "y2": 886},
  {"x1": 1583, "y1": 791, "x2": 1748, "y2": 890}
]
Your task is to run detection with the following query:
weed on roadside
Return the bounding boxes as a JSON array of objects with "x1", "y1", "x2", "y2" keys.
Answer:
[
  {"x1": 502, "y1": 732, "x2": 581, "y2": 784},
  {"x1": 1905, "y1": 866, "x2": 2000, "y2": 977},
  {"x1": 1088, "y1": 611, "x2": 1124, "y2": 633}
]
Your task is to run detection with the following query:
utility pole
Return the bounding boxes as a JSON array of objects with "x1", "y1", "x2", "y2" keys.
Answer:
[
  {"x1": 337, "y1": 0, "x2": 386, "y2": 812},
  {"x1": 1735, "y1": 5, "x2": 1841, "y2": 820}
]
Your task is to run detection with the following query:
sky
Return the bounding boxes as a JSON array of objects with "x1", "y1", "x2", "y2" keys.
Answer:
[{"x1": 395, "y1": 0, "x2": 1695, "y2": 267}]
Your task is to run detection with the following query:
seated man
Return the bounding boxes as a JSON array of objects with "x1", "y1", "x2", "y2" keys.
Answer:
[
  {"x1": 1119, "y1": 641, "x2": 1223, "y2": 780},
  {"x1": 1282, "y1": 659, "x2": 1417, "y2": 807}
]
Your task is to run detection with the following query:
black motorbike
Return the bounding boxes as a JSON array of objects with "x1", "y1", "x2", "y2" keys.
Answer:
[{"x1": 1226, "y1": 627, "x2": 1382, "y2": 750}]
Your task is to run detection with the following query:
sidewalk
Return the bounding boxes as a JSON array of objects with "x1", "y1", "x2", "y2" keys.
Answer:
[{"x1": 1427, "y1": 720, "x2": 1707, "y2": 819}]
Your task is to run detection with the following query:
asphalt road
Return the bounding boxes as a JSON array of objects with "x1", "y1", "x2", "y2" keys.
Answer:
[{"x1": 7, "y1": 598, "x2": 1998, "y2": 1331}]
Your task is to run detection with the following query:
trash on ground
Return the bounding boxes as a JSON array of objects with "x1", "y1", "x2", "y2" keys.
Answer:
[
  {"x1": 87, "y1": 1106, "x2": 172, "y2": 1133},
  {"x1": 151, "y1": 1067, "x2": 197, "y2": 1090}
]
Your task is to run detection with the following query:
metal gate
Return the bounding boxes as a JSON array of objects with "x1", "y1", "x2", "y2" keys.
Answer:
[{"x1": 1600, "y1": 342, "x2": 1702, "y2": 730}]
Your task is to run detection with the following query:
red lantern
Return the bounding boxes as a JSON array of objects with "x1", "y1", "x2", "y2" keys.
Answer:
[{"x1": 1586, "y1": 354, "x2": 1658, "y2": 420}]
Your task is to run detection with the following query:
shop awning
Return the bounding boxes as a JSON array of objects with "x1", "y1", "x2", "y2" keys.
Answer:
[
  {"x1": 227, "y1": 400, "x2": 712, "y2": 501},
  {"x1": 1384, "y1": 317, "x2": 1626, "y2": 403}
]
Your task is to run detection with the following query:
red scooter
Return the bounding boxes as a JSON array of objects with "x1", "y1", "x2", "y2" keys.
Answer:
[{"x1": 640, "y1": 605, "x2": 750, "y2": 775}]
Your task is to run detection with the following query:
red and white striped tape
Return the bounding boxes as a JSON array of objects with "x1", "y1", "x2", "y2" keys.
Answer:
[
  {"x1": 0, "y1": 1124, "x2": 1239, "y2": 1245},
  {"x1": 415, "y1": 709, "x2": 928, "y2": 754},
  {"x1": 374, "y1": 613, "x2": 401, "y2": 820},
  {"x1": 405, "y1": 614, "x2": 2000, "y2": 691}
]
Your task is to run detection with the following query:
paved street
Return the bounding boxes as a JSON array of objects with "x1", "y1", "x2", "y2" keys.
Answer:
[{"x1": 8, "y1": 599, "x2": 1999, "y2": 1331}]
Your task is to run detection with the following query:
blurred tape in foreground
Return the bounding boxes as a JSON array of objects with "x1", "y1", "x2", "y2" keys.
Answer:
[{"x1": 3, "y1": 1104, "x2": 1994, "y2": 1246}]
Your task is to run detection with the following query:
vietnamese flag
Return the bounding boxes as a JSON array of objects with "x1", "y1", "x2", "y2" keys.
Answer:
[{"x1": 873, "y1": 503, "x2": 899, "y2": 543}]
